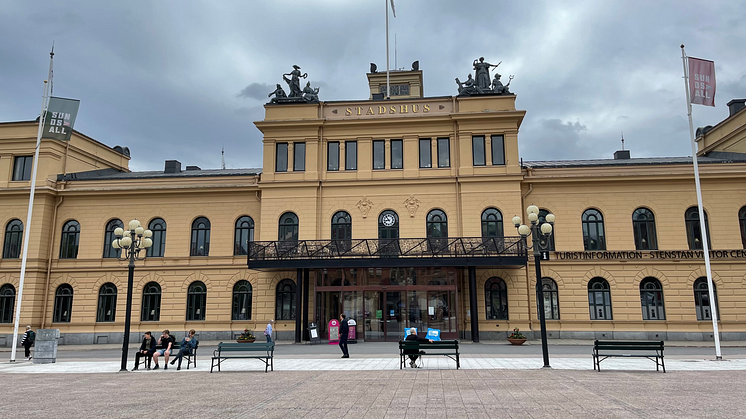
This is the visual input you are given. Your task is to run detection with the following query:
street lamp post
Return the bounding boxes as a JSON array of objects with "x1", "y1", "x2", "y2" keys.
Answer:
[
  {"x1": 513, "y1": 204, "x2": 555, "y2": 369},
  {"x1": 112, "y1": 219, "x2": 153, "y2": 372}
]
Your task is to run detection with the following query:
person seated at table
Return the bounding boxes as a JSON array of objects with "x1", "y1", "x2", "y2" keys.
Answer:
[
  {"x1": 170, "y1": 329, "x2": 198, "y2": 370},
  {"x1": 151, "y1": 329, "x2": 174, "y2": 370},
  {"x1": 132, "y1": 331, "x2": 157, "y2": 370},
  {"x1": 404, "y1": 327, "x2": 433, "y2": 368}
]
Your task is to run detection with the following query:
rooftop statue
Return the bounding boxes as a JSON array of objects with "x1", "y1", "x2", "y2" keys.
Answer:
[
  {"x1": 457, "y1": 57, "x2": 514, "y2": 96},
  {"x1": 268, "y1": 64, "x2": 321, "y2": 104}
]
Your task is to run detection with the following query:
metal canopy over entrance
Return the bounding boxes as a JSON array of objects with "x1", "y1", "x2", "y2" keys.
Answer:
[
  {"x1": 248, "y1": 237, "x2": 528, "y2": 343},
  {"x1": 247, "y1": 237, "x2": 528, "y2": 269}
]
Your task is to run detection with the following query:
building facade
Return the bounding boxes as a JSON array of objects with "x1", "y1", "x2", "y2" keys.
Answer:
[{"x1": 1, "y1": 71, "x2": 745, "y2": 346}]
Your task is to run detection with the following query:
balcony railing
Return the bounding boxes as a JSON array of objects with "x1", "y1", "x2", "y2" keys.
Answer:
[{"x1": 248, "y1": 237, "x2": 528, "y2": 269}]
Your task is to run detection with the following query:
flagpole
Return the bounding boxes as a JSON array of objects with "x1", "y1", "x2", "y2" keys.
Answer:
[
  {"x1": 680, "y1": 44, "x2": 722, "y2": 360},
  {"x1": 385, "y1": 0, "x2": 390, "y2": 99},
  {"x1": 10, "y1": 48, "x2": 54, "y2": 362}
]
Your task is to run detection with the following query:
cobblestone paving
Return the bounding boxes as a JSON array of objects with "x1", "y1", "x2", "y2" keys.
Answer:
[{"x1": 0, "y1": 368, "x2": 743, "y2": 418}]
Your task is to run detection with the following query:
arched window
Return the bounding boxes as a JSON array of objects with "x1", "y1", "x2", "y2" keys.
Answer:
[
  {"x1": 481, "y1": 208, "x2": 503, "y2": 238},
  {"x1": 541, "y1": 278, "x2": 560, "y2": 320},
  {"x1": 186, "y1": 281, "x2": 207, "y2": 321},
  {"x1": 147, "y1": 218, "x2": 166, "y2": 258},
  {"x1": 588, "y1": 278, "x2": 612, "y2": 320},
  {"x1": 685, "y1": 207, "x2": 711, "y2": 250},
  {"x1": 427, "y1": 209, "x2": 448, "y2": 251},
  {"x1": 53, "y1": 284, "x2": 73, "y2": 323},
  {"x1": 275, "y1": 279, "x2": 296, "y2": 320},
  {"x1": 538, "y1": 209, "x2": 556, "y2": 251},
  {"x1": 3, "y1": 219, "x2": 23, "y2": 259},
  {"x1": 694, "y1": 277, "x2": 719, "y2": 321},
  {"x1": 59, "y1": 220, "x2": 81, "y2": 259},
  {"x1": 485, "y1": 277, "x2": 508, "y2": 320},
  {"x1": 232, "y1": 280, "x2": 252, "y2": 320},
  {"x1": 102, "y1": 219, "x2": 123, "y2": 258},
  {"x1": 582, "y1": 209, "x2": 606, "y2": 251},
  {"x1": 190, "y1": 217, "x2": 211, "y2": 256},
  {"x1": 739, "y1": 206, "x2": 746, "y2": 249},
  {"x1": 278, "y1": 212, "x2": 299, "y2": 241},
  {"x1": 140, "y1": 282, "x2": 161, "y2": 321},
  {"x1": 234, "y1": 216, "x2": 255, "y2": 256},
  {"x1": 0, "y1": 284, "x2": 15, "y2": 323},
  {"x1": 331, "y1": 211, "x2": 352, "y2": 252},
  {"x1": 640, "y1": 277, "x2": 665, "y2": 320},
  {"x1": 632, "y1": 208, "x2": 657, "y2": 250},
  {"x1": 378, "y1": 210, "x2": 399, "y2": 239},
  {"x1": 96, "y1": 283, "x2": 117, "y2": 322}
]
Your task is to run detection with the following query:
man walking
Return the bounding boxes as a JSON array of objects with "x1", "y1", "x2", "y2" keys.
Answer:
[
  {"x1": 264, "y1": 320, "x2": 274, "y2": 343},
  {"x1": 339, "y1": 314, "x2": 349, "y2": 358},
  {"x1": 20, "y1": 325, "x2": 35, "y2": 360}
]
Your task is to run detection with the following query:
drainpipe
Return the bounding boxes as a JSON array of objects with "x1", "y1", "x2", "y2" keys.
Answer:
[{"x1": 41, "y1": 195, "x2": 64, "y2": 328}]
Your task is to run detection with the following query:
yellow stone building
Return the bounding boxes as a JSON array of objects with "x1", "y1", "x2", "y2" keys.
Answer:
[{"x1": 1, "y1": 69, "x2": 745, "y2": 346}]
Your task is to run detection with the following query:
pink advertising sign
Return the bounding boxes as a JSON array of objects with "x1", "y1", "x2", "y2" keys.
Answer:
[
  {"x1": 689, "y1": 57, "x2": 716, "y2": 107},
  {"x1": 328, "y1": 319, "x2": 340, "y2": 344}
]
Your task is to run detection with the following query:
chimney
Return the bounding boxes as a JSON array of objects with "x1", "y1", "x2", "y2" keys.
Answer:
[
  {"x1": 164, "y1": 160, "x2": 181, "y2": 173},
  {"x1": 727, "y1": 99, "x2": 746, "y2": 117},
  {"x1": 614, "y1": 150, "x2": 630, "y2": 160}
]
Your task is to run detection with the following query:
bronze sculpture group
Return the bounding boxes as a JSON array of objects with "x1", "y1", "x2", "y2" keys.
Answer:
[
  {"x1": 456, "y1": 57, "x2": 513, "y2": 96},
  {"x1": 268, "y1": 64, "x2": 321, "y2": 103}
]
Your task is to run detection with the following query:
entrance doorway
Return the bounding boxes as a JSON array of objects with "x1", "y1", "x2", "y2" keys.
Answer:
[{"x1": 364, "y1": 291, "x2": 405, "y2": 341}]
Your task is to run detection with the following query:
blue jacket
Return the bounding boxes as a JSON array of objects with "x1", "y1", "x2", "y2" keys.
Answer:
[{"x1": 180, "y1": 337, "x2": 198, "y2": 353}]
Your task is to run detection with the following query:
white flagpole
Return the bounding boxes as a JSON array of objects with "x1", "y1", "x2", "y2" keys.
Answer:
[
  {"x1": 10, "y1": 48, "x2": 54, "y2": 362},
  {"x1": 385, "y1": 0, "x2": 390, "y2": 99},
  {"x1": 680, "y1": 44, "x2": 722, "y2": 360}
]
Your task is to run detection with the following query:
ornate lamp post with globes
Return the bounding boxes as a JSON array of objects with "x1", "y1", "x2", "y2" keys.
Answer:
[
  {"x1": 513, "y1": 204, "x2": 555, "y2": 368},
  {"x1": 112, "y1": 219, "x2": 153, "y2": 372}
]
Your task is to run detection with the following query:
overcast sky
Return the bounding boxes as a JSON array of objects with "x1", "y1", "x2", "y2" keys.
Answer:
[{"x1": 1, "y1": 1, "x2": 745, "y2": 171}]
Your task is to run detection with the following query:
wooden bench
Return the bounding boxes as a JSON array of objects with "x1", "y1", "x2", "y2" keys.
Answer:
[
  {"x1": 592, "y1": 340, "x2": 665, "y2": 372},
  {"x1": 399, "y1": 339, "x2": 460, "y2": 369},
  {"x1": 211, "y1": 342, "x2": 274, "y2": 373}
]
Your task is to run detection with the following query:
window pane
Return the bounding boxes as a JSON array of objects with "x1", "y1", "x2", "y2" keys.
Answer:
[
  {"x1": 13, "y1": 156, "x2": 32, "y2": 181},
  {"x1": 472, "y1": 136, "x2": 485, "y2": 166},
  {"x1": 437, "y1": 138, "x2": 450, "y2": 168},
  {"x1": 491, "y1": 135, "x2": 505, "y2": 165},
  {"x1": 419, "y1": 139, "x2": 432, "y2": 168},
  {"x1": 293, "y1": 142, "x2": 306, "y2": 171},
  {"x1": 391, "y1": 139, "x2": 403, "y2": 169},
  {"x1": 345, "y1": 141, "x2": 357, "y2": 170},
  {"x1": 374, "y1": 140, "x2": 386, "y2": 169},
  {"x1": 327, "y1": 142, "x2": 339, "y2": 171},
  {"x1": 276, "y1": 143, "x2": 288, "y2": 172}
]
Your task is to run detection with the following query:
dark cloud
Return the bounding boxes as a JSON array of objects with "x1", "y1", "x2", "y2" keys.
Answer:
[
  {"x1": 237, "y1": 83, "x2": 272, "y2": 101},
  {"x1": 1, "y1": 1, "x2": 745, "y2": 171}
]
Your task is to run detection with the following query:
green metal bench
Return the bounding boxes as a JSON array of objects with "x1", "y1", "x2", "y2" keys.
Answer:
[
  {"x1": 211, "y1": 342, "x2": 274, "y2": 373},
  {"x1": 592, "y1": 340, "x2": 665, "y2": 372},
  {"x1": 399, "y1": 339, "x2": 460, "y2": 369}
]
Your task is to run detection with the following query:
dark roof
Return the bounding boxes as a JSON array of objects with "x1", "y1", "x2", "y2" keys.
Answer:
[
  {"x1": 523, "y1": 154, "x2": 746, "y2": 169},
  {"x1": 58, "y1": 167, "x2": 262, "y2": 182}
]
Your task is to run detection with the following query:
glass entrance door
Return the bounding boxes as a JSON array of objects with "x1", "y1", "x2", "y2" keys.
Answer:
[{"x1": 363, "y1": 291, "x2": 404, "y2": 341}]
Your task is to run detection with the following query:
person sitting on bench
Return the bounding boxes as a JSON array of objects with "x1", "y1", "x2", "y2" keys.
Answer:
[
  {"x1": 132, "y1": 331, "x2": 157, "y2": 370},
  {"x1": 404, "y1": 327, "x2": 433, "y2": 368},
  {"x1": 170, "y1": 329, "x2": 198, "y2": 370},
  {"x1": 152, "y1": 329, "x2": 174, "y2": 370}
]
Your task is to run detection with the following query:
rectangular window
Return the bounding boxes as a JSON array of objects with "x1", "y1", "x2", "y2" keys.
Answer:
[
  {"x1": 293, "y1": 142, "x2": 306, "y2": 171},
  {"x1": 373, "y1": 140, "x2": 386, "y2": 170},
  {"x1": 345, "y1": 141, "x2": 357, "y2": 170},
  {"x1": 327, "y1": 141, "x2": 340, "y2": 171},
  {"x1": 12, "y1": 156, "x2": 33, "y2": 181},
  {"x1": 491, "y1": 135, "x2": 505, "y2": 165},
  {"x1": 472, "y1": 136, "x2": 486, "y2": 166},
  {"x1": 275, "y1": 143, "x2": 288, "y2": 172},
  {"x1": 391, "y1": 139, "x2": 403, "y2": 169},
  {"x1": 437, "y1": 138, "x2": 450, "y2": 168},
  {"x1": 419, "y1": 139, "x2": 432, "y2": 168}
]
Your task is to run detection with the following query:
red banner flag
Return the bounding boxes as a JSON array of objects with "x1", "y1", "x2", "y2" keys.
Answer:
[{"x1": 688, "y1": 57, "x2": 716, "y2": 107}]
